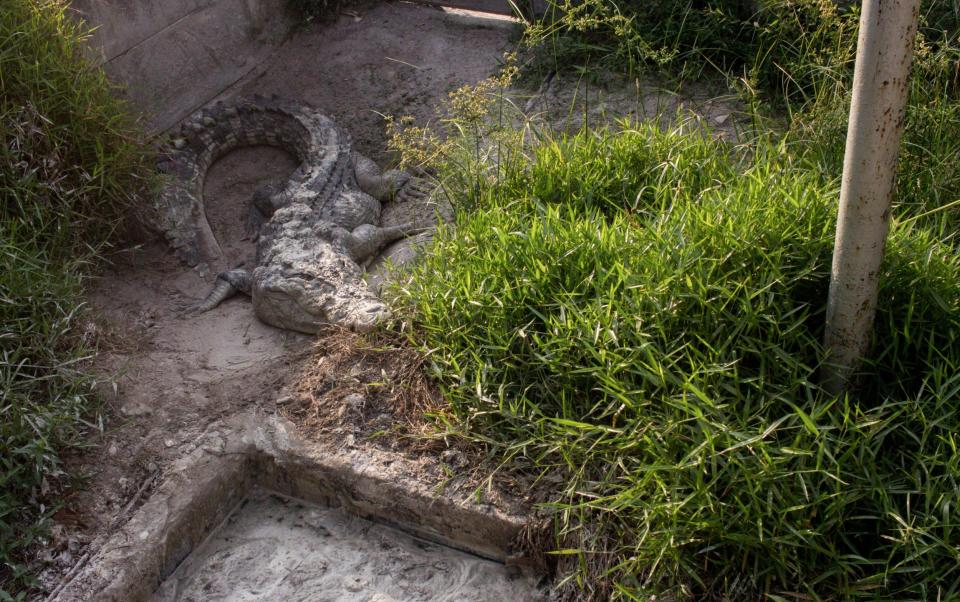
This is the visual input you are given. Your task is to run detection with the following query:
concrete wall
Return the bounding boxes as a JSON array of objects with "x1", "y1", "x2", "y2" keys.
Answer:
[{"x1": 71, "y1": 0, "x2": 292, "y2": 132}]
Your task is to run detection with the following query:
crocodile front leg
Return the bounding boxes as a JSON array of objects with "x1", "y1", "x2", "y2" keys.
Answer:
[{"x1": 188, "y1": 269, "x2": 252, "y2": 314}]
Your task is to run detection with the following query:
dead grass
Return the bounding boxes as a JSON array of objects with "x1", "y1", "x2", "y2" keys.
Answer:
[{"x1": 283, "y1": 326, "x2": 445, "y2": 446}]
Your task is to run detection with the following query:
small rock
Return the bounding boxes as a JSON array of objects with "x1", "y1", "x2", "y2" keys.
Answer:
[
  {"x1": 344, "y1": 434, "x2": 356, "y2": 447},
  {"x1": 713, "y1": 113, "x2": 730, "y2": 125},
  {"x1": 369, "y1": 413, "x2": 393, "y2": 430},
  {"x1": 440, "y1": 449, "x2": 468, "y2": 469},
  {"x1": 57, "y1": 550, "x2": 73, "y2": 567},
  {"x1": 164, "y1": 439, "x2": 175, "y2": 448},
  {"x1": 147, "y1": 462, "x2": 158, "y2": 472},
  {"x1": 343, "y1": 393, "x2": 365, "y2": 410},
  {"x1": 107, "y1": 443, "x2": 118, "y2": 456},
  {"x1": 276, "y1": 395, "x2": 293, "y2": 405},
  {"x1": 345, "y1": 578, "x2": 367, "y2": 592}
]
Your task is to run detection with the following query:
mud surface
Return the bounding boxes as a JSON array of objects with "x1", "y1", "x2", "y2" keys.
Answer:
[
  {"x1": 41, "y1": 2, "x2": 745, "y2": 596},
  {"x1": 221, "y1": 2, "x2": 519, "y2": 162},
  {"x1": 524, "y1": 70, "x2": 746, "y2": 139},
  {"x1": 154, "y1": 490, "x2": 543, "y2": 602}
]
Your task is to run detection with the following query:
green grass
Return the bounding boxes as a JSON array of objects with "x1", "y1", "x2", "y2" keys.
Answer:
[
  {"x1": 1, "y1": 1, "x2": 151, "y2": 595},
  {"x1": 386, "y1": 1, "x2": 960, "y2": 597},
  {"x1": 392, "y1": 121, "x2": 960, "y2": 599},
  {"x1": 521, "y1": 0, "x2": 960, "y2": 233}
]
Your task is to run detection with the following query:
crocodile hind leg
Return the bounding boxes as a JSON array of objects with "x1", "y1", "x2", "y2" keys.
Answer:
[
  {"x1": 345, "y1": 222, "x2": 429, "y2": 264},
  {"x1": 186, "y1": 269, "x2": 252, "y2": 314},
  {"x1": 352, "y1": 152, "x2": 434, "y2": 203},
  {"x1": 352, "y1": 152, "x2": 406, "y2": 201},
  {"x1": 245, "y1": 181, "x2": 289, "y2": 237}
]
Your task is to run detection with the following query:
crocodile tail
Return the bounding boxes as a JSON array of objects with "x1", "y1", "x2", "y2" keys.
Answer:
[{"x1": 156, "y1": 97, "x2": 352, "y2": 267}]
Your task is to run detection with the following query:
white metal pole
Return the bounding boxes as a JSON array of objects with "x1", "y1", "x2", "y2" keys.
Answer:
[{"x1": 822, "y1": 0, "x2": 921, "y2": 394}]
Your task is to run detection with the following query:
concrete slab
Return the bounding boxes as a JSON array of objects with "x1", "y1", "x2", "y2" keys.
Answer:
[
  {"x1": 50, "y1": 413, "x2": 546, "y2": 601},
  {"x1": 71, "y1": 0, "x2": 218, "y2": 61},
  {"x1": 71, "y1": 0, "x2": 292, "y2": 131}
]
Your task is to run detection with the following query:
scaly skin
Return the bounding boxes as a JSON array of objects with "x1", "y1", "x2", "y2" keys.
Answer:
[{"x1": 157, "y1": 96, "x2": 429, "y2": 333}]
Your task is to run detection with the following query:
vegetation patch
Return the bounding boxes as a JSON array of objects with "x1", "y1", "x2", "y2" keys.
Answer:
[
  {"x1": 287, "y1": 0, "x2": 348, "y2": 23},
  {"x1": 1, "y1": 1, "x2": 151, "y2": 594},
  {"x1": 522, "y1": 0, "x2": 960, "y2": 233},
  {"x1": 383, "y1": 3, "x2": 960, "y2": 594},
  {"x1": 391, "y1": 119, "x2": 959, "y2": 598}
]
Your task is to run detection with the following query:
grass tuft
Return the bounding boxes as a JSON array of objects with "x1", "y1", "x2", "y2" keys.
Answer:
[
  {"x1": 1, "y1": 1, "x2": 151, "y2": 594},
  {"x1": 522, "y1": 0, "x2": 960, "y2": 233}
]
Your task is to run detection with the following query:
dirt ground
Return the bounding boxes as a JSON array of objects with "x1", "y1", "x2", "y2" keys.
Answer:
[{"x1": 36, "y1": 2, "x2": 746, "y2": 597}]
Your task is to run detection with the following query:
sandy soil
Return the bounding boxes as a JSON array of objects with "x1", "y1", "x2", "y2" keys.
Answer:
[
  {"x1": 37, "y1": 2, "x2": 746, "y2": 597},
  {"x1": 524, "y1": 70, "x2": 746, "y2": 139},
  {"x1": 154, "y1": 490, "x2": 544, "y2": 601},
  {"x1": 221, "y1": 2, "x2": 520, "y2": 162}
]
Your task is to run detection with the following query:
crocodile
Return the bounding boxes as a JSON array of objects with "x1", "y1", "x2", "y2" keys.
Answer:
[{"x1": 156, "y1": 96, "x2": 432, "y2": 333}]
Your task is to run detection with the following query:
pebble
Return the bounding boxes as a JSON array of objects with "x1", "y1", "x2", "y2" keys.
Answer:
[
  {"x1": 343, "y1": 393, "x2": 366, "y2": 411},
  {"x1": 440, "y1": 449, "x2": 467, "y2": 469},
  {"x1": 345, "y1": 578, "x2": 367, "y2": 592}
]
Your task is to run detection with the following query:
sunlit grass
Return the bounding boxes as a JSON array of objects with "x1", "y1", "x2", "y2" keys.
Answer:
[
  {"x1": 521, "y1": 0, "x2": 960, "y2": 234},
  {"x1": 389, "y1": 116, "x2": 960, "y2": 598}
]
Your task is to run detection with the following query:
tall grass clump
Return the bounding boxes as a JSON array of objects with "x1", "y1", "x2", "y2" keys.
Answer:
[
  {"x1": 1, "y1": 1, "x2": 151, "y2": 593},
  {"x1": 522, "y1": 0, "x2": 960, "y2": 232},
  {"x1": 390, "y1": 103, "x2": 960, "y2": 597},
  {"x1": 794, "y1": 31, "x2": 960, "y2": 236}
]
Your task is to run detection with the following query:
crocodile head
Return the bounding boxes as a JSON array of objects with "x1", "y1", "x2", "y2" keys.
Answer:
[
  {"x1": 250, "y1": 203, "x2": 389, "y2": 334},
  {"x1": 251, "y1": 234, "x2": 385, "y2": 334},
  {"x1": 252, "y1": 267, "x2": 387, "y2": 334}
]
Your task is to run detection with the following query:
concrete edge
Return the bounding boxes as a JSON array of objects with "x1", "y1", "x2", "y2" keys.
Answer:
[
  {"x1": 261, "y1": 416, "x2": 526, "y2": 563},
  {"x1": 52, "y1": 412, "x2": 534, "y2": 601}
]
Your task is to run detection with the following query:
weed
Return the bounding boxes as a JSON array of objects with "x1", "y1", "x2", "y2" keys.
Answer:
[
  {"x1": 522, "y1": 0, "x2": 960, "y2": 231},
  {"x1": 287, "y1": 0, "x2": 346, "y2": 23}
]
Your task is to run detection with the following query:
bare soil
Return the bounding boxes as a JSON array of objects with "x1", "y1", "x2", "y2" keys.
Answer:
[
  {"x1": 37, "y1": 3, "x2": 746, "y2": 597},
  {"x1": 153, "y1": 490, "x2": 544, "y2": 601}
]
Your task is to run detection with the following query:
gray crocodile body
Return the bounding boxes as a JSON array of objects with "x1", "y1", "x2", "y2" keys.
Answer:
[{"x1": 157, "y1": 96, "x2": 429, "y2": 333}]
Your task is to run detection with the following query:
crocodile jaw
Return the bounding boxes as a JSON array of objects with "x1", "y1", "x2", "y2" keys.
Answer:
[{"x1": 252, "y1": 271, "x2": 387, "y2": 334}]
